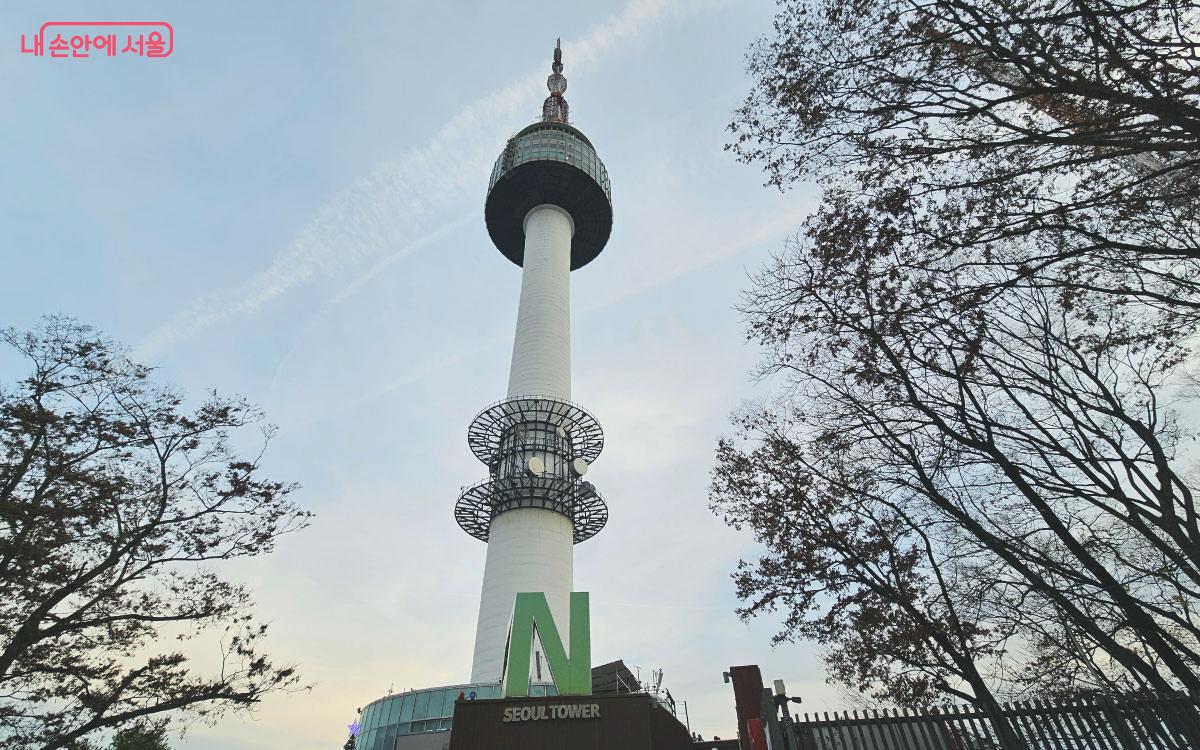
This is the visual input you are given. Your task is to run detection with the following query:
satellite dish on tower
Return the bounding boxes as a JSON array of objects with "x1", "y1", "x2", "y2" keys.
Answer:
[{"x1": 527, "y1": 456, "x2": 545, "y2": 476}]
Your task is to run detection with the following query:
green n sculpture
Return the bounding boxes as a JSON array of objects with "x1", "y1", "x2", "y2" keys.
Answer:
[{"x1": 502, "y1": 592, "x2": 591, "y2": 697}]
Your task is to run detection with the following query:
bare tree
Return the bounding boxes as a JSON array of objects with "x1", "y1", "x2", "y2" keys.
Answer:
[
  {"x1": 0, "y1": 318, "x2": 310, "y2": 750},
  {"x1": 729, "y1": 0, "x2": 1200, "y2": 322},
  {"x1": 713, "y1": 207, "x2": 1200, "y2": 701},
  {"x1": 715, "y1": 0, "x2": 1200, "y2": 711},
  {"x1": 712, "y1": 411, "x2": 1017, "y2": 708}
]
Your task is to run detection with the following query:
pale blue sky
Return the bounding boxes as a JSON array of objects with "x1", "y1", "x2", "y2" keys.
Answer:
[{"x1": 1, "y1": 1, "x2": 832, "y2": 746}]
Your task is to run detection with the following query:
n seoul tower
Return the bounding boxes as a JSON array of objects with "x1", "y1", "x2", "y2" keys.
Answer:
[{"x1": 455, "y1": 39, "x2": 612, "y2": 684}]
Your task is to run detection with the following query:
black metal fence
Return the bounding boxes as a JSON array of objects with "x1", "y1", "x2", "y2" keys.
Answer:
[{"x1": 793, "y1": 694, "x2": 1200, "y2": 750}]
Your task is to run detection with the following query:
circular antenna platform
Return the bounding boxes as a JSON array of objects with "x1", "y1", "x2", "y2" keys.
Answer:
[
  {"x1": 467, "y1": 396, "x2": 603, "y2": 466},
  {"x1": 454, "y1": 476, "x2": 608, "y2": 544}
]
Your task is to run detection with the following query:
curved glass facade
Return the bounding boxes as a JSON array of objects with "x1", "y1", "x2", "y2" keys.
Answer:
[
  {"x1": 357, "y1": 682, "x2": 559, "y2": 749},
  {"x1": 489, "y1": 123, "x2": 612, "y2": 201}
]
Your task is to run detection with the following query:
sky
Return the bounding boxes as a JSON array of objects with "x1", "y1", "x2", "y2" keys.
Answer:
[{"x1": 1, "y1": 1, "x2": 833, "y2": 746}]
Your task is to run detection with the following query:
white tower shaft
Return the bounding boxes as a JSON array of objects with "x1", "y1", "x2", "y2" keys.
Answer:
[
  {"x1": 470, "y1": 205, "x2": 576, "y2": 683},
  {"x1": 506, "y1": 205, "x2": 573, "y2": 400}
]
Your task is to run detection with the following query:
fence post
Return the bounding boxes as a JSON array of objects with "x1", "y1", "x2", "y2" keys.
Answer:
[
  {"x1": 1098, "y1": 695, "x2": 1142, "y2": 750},
  {"x1": 979, "y1": 699, "x2": 1028, "y2": 750},
  {"x1": 794, "y1": 713, "x2": 816, "y2": 750},
  {"x1": 1159, "y1": 694, "x2": 1200, "y2": 749}
]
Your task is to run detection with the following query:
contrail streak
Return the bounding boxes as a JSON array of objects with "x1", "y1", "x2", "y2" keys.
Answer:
[
  {"x1": 285, "y1": 203, "x2": 808, "y2": 429},
  {"x1": 138, "y1": 0, "x2": 709, "y2": 358}
]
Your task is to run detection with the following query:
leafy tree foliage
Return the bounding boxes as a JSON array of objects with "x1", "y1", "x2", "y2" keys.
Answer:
[
  {"x1": 716, "y1": 0, "x2": 1200, "y2": 708},
  {"x1": 111, "y1": 722, "x2": 169, "y2": 750},
  {"x1": 0, "y1": 318, "x2": 310, "y2": 750}
]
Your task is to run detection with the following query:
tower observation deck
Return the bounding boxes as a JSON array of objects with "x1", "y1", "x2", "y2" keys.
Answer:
[{"x1": 456, "y1": 39, "x2": 613, "y2": 684}]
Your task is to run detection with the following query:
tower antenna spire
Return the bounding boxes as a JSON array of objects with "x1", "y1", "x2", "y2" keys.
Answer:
[{"x1": 543, "y1": 38, "x2": 569, "y2": 123}]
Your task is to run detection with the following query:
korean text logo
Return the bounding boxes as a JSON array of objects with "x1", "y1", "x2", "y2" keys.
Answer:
[{"x1": 21, "y1": 22, "x2": 173, "y2": 59}]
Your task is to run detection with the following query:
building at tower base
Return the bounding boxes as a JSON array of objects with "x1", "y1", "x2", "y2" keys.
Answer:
[
  {"x1": 448, "y1": 693, "x2": 695, "y2": 750},
  {"x1": 353, "y1": 666, "x2": 693, "y2": 750}
]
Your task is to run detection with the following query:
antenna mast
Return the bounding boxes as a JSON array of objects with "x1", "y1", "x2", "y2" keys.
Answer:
[{"x1": 542, "y1": 38, "x2": 569, "y2": 123}]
